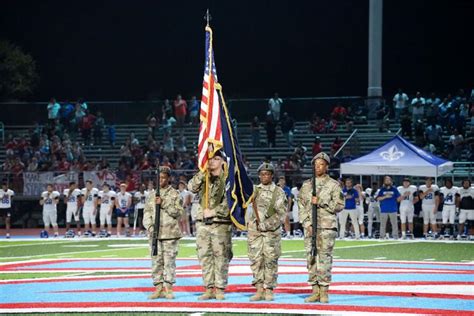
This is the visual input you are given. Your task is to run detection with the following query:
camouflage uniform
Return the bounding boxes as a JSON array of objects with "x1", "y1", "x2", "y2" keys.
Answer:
[
  {"x1": 188, "y1": 170, "x2": 233, "y2": 295},
  {"x1": 247, "y1": 182, "x2": 287, "y2": 293},
  {"x1": 143, "y1": 185, "x2": 183, "y2": 287},
  {"x1": 298, "y1": 155, "x2": 344, "y2": 302}
]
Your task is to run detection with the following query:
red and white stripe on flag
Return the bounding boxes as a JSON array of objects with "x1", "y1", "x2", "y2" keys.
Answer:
[{"x1": 198, "y1": 27, "x2": 222, "y2": 171}]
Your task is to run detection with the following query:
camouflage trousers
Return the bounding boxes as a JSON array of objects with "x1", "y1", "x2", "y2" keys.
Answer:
[
  {"x1": 247, "y1": 229, "x2": 281, "y2": 289},
  {"x1": 149, "y1": 238, "x2": 179, "y2": 286},
  {"x1": 303, "y1": 228, "x2": 337, "y2": 286},
  {"x1": 196, "y1": 222, "x2": 233, "y2": 289}
]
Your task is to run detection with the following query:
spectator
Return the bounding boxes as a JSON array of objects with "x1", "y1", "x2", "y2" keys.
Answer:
[
  {"x1": 146, "y1": 111, "x2": 159, "y2": 139},
  {"x1": 93, "y1": 111, "x2": 105, "y2": 146},
  {"x1": 265, "y1": 112, "x2": 276, "y2": 148},
  {"x1": 71, "y1": 103, "x2": 86, "y2": 139},
  {"x1": 414, "y1": 119, "x2": 426, "y2": 147},
  {"x1": 438, "y1": 97, "x2": 450, "y2": 125},
  {"x1": 174, "y1": 94, "x2": 187, "y2": 129},
  {"x1": 400, "y1": 108, "x2": 412, "y2": 139},
  {"x1": 107, "y1": 124, "x2": 116, "y2": 148},
  {"x1": 60, "y1": 100, "x2": 75, "y2": 129},
  {"x1": 425, "y1": 93, "x2": 440, "y2": 124},
  {"x1": 411, "y1": 92, "x2": 425, "y2": 122},
  {"x1": 312, "y1": 137, "x2": 322, "y2": 156},
  {"x1": 331, "y1": 103, "x2": 347, "y2": 122},
  {"x1": 162, "y1": 99, "x2": 173, "y2": 118},
  {"x1": 176, "y1": 136, "x2": 187, "y2": 153},
  {"x1": 425, "y1": 121, "x2": 443, "y2": 149},
  {"x1": 129, "y1": 132, "x2": 139, "y2": 146},
  {"x1": 331, "y1": 136, "x2": 343, "y2": 156},
  {"x1": 327, "y1": 118, "x2": 337, "y2": 133},
  {"x1": 163, "y1": 134, "x2": 174, "y2": 155},
  {"x1": 268, "y1": 92, "x2": 283, "y2": 121},
  {"x1": 376, "y1": 103, "x2": 390, "y2": 132},
  {"x1": 47, "y1": 98, "x2": 61, "y2": 126},
  {"x1": 189, "y1": 96, "x2": 200, "y2": 125},
  {"x1": 27, "y1": 157, "x2": 39, "y2": 172},
  {"x1": 309, "y1": 114, "x2": 326, "y2": 134},
  {"x1": 80, "y1": 110, "x2": 95, "y2": 146},
  {"x1": 250, "y1": 116, "x2": 260, "y2": 147},
  {"x1": 393, "y1": 88, "x2": 409, "y2": 122},
  {"x1": 448, "y1": 128, "x2": 464, "y2": 161},
  {"x1": 280, "y1": 112, "x2": 295, "y2": 147}
]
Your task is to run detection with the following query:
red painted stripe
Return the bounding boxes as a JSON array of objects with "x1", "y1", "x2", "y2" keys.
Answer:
[
  {"x1": 0, "y1": 302, "x2": 470, "y2": 315},
  {"x1": 51, "y1": 285, "x2": 474, "y2": 300}
]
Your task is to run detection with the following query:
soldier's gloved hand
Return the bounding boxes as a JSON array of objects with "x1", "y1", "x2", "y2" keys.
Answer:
[
  {"x1": 258, "y1": 222, "x2": 266, "y2": 231},
  {"x1": 148, "y1": 226, "x2": 154, "y2": 234},
  {"x1": 311, "y1": 196, "x2": 318, "y2": 205}
]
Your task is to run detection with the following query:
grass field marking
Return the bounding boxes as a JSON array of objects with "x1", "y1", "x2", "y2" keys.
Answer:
[
  {"x1": 1, "y1": 246, "x2": 147, "y2": 260},
  {"x1": 282, "y1": 241, "x2": 403, "y2": 253},
  {"x1": 0, "y1": 240, "x2": 74, "y2": 248},
  {"x1": 0, "y1": 273, "x2": 150, "y2": 284}
]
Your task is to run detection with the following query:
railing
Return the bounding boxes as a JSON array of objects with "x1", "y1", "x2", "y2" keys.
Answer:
[
  {"x1": 334, "y1": 129, "x2": 358, "y2": 157},
  {"x1": 0, "y1": 96, "x2": 369, "y2": 125}
]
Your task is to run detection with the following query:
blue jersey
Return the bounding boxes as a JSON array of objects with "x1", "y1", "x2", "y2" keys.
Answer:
[
  {"x1": 377, "y1": 186, "x2": 400, "y2": 213},
  {"x1": 343, "y1": 187, "x2": 358, "y2": 210}
]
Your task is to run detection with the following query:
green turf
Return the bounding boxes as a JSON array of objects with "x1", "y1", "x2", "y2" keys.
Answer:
[{"x1": 0, "y1": 272, "x2": 73, "y2": 280}]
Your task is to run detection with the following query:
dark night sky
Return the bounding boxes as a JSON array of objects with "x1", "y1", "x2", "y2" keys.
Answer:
[{"x1": 1, "y1": 0, "x2": 472, "y2": 101}]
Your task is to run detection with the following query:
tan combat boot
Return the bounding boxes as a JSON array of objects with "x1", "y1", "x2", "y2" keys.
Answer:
[
  {"x1": 215, "y1": 288, "x2": 225, "y2": 300},
  {"x1": 304, "y1": 284, "x2": 320, "y2": 303},
  {"x1": 148, "y1": 283, "x2": 164, "y2": 299},
  {"x1": 198, "y1": 287, "x2": 215, "y2": 300},
  {"x1": 164, "y1": 283, "x2": 175, "y2": 299},
  {"x1": 264, "y1": 288, "x2": 274, "y2": 301},
  {"x1": 249, "y1": 284, "x2": 265, "y2": 301},
  {"x1": 319, "y1": 285, "x2": 329, "y2": 303}
]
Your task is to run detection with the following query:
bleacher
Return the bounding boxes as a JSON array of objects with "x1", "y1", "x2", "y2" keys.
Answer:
[{"x1": 1, "y1": 119, "x2": 472, "y2": 182}]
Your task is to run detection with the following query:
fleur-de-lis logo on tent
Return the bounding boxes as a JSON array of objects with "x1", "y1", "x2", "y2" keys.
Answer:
[{"x1": 380, "y1": 145, "x2": 405, "y2": 161}]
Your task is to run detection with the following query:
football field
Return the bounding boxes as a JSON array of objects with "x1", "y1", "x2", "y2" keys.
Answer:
[{"x1": 1, "y1": 238, "x2": 473, "y2": 315}]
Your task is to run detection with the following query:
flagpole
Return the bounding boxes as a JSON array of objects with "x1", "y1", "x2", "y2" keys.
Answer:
[{"x1": 204, "y1": 8, "x2": 212, "y2": 210}]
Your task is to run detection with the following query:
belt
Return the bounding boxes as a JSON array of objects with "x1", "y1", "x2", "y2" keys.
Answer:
[{"x1": 196, "y1": 218, "x2": 231, "y2": 225}]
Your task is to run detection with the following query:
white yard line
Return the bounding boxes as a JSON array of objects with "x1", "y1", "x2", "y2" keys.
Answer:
[
  {"x1": 282, "y1": 241, "x2": 403, "y2": 253},
  {"x1": 1, "y1": 246, "x2": 147, "y2": 260}
]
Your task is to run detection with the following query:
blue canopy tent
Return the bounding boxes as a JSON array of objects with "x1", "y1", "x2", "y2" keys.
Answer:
[{"x1": 340, "y1": 135, "x2": 453, "y2": 180}]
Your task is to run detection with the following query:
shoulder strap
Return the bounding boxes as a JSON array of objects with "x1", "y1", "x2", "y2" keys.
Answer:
[{"x1": 266, "y1": 186, "x2": 280, "y2": 218}]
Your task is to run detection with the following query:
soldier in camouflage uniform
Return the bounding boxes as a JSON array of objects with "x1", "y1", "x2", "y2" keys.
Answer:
[
  {"x1": 143, "y1": 166, "x2": 184, "y2": 300},
  {"x1": 188, "y1": 150, "x2": 232, "y2": 300},
  {"x1": 298, "y1": 152, "x2": 344, "y2": 303},
  {"x1": 247, "y1": 162, "x2": 287, "y2": 301}
]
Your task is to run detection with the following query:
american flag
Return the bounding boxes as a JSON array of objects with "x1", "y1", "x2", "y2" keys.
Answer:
[
  {"x1": 198, "y1": 26, "x2": 222, "y2": 171},
  {"x1": 197, "y1": 24, "x2": 254, "y2": 229}
]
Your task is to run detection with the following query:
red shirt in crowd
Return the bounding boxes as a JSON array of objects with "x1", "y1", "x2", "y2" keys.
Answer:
[{"x1": 174, "y1": 99, "x2": 187, "y2": 118}]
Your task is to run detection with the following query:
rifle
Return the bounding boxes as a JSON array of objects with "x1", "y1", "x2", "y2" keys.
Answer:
[
  {"x1": 310, "y1": 164, "x2": 318, "y2": 261},
  {"x1": 151, "y1": 174, "x2": 161, "y2": 256}
]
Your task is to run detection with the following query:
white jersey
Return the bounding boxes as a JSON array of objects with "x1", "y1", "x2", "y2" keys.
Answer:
[
  {"x1": 0, "y1": 189, "x2": 14, "y2": 208},
  {"x1": 116, "y1": 192, "x2": 132, "y2": 209},
  {"x1": 41, "y1": 191, "x2": 60, "y2": 212},
  {"x1": 134, "y1": 191, "x2": 147, "y2": 209},
  {"x1": 63, "y1": 188, "x2": 82, "y2": 207},
  {"x1": 365, "y1": 188, "x2": 379, "y2": 205},
  {"x1": 291, "y1": 187, "x2": 300, "y2": 213},
  {"x1": 397, "y1": 185, "x2": 418, "y2": 207},
  {"x1": 439, "y1": 186, "x2": 459, "y2": 206},
  {"x1": 81, "y1": 187, "x2": 99, "y2": 208},
  {"x1": 419, "y1": 184, "x2": 439, "y2": 206},
  {"x1": 99, "y1": 190, "x2": 116, "y2": 210},
  {"x1": 458, "y1": 187, "x2": 474, "y2": 210},
  {"x1": 179, "y1": 189, "x2": 192, "y2": 208}
]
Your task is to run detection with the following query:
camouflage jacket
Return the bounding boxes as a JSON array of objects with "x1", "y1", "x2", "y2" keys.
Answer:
[
  {"x1": 143, "y1": 186, "x2": 183, "y2": 240},
  {"x1": 187, "y1": 171, "x2": 230, "y2": 222},
  {"x1": 247, "y1": 183, "x2": 287, "y2": 232},
  {"x1": 298, "y1": 174, "x2": 344, "y2": 229}
]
